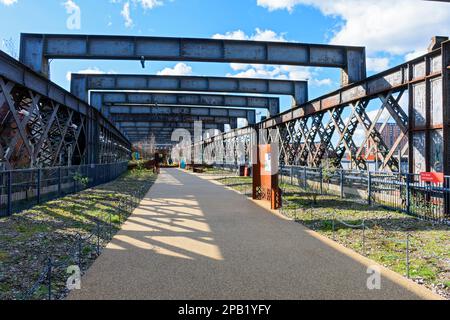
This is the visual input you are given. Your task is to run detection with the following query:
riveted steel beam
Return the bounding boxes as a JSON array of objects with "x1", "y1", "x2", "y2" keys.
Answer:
[
  {"x1": 112, "y1": 113, "x2": 240, "y2": 126},
  {"x1": 91, "y1": 91, "x2": 280, "y2": 116},
  {"x1": 118, "y1": 122, "x2": 224, "y2": 130},
  {"x1": 261, "y1": 48, "x2": 443, "y2": 130},
  {"x1": 20, "y1": 33, "x2": 366, "y2": 85},
  {"x1": 70, "y1": 73, "x2": 308, "y2": 106},
  {"x1": 107, "y1": 105, "x2": 256, "y2": 125}
]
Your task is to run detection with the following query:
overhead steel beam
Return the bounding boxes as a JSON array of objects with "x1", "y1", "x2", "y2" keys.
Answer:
[
  {"x1": 118, "y1": 122, "x2": 224, "y2": 130},
  {"x1": 20, "y1": 33, "x2": 366, "y2": 85},
  {"x1": 70, "y1": 73, "x2": 308, "y2": 106},
  {"x1": 91, "y1": 91, "x2": 280, "y2": 116},
  {"x1": 128, "y1": 134, "x2": 193, "y2": 141},
  {"x1": 107, "y1": 105, "x2": 256, "y2": 124},
  {"x1": 131, "y1": 139, "x2": 179, "y2": 144},
  {"x1": 260, "y1": 47, "x2": 443, "y2": 130},
  {"x1": 123, "y1": 127, "x2": 221, "y2": 139},
  {"x1": 112, "y1": 113, "x2": 240, "y2": 125}
]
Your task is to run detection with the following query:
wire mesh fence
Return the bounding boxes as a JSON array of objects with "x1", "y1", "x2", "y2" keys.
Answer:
[
  {"x1": 279, "y1": 166, "x2": 450, "y2": 224},
  {"x1": 279, "y1": 204, "x2": 448, "y2": 295},
  {"x1": 0, "y1": 162, "x2": 128, "y2": 217},
  {"x1": 20, "y1": 183, "x2": 151, "y2": 300}
]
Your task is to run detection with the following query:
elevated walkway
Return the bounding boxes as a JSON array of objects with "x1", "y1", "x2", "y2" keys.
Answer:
[{"x1": 69, "y1": 168, "x2": 439, "y2": 300}]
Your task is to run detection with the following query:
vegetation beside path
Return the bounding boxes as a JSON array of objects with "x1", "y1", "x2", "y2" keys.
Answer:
[
  {"x1": 0, "y1": 168, "x2": 156, "y2": 300},
  {"x1": 210, "y1": 171, "x2": 450, "y2": 299}
]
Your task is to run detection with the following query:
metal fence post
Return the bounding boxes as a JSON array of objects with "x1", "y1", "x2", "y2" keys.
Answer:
[
  {"x1": 367, "y1": 171, "x2": 372, "y2": 206},
  {"x1": 303, "y1": 167, "x2": 307, "y2": 190},
  {"x1": 73, "y1": 170, "x2": 77, "y2": 193},
  {"x1": 37, "y1": 168, "x2": 41, "y2": 204},
  {"x1": 406, "y1": 233, "x2": 410, "y2": 279},
  {"x1": 58, "y1": 167, "x2": 62, "y2": 196},
  {"x1": 406, "y1": 174, "x2": 411, "y2": 215},
  {"x1": 118, "y1": 200, "x2": 122, "y2": 224},
  {"x1": 340, "y1": 169, "x2": 344, "y2": 199},
  {"x1": 280, "y1": 166, "x2": 283, "y2": 185},
  {"x1": 362, "y1": 220, "x2": 366, "y2": 256},
  {"x1": 290, "y1": 166, "x2": 293, "y2": 185},
  {"x1": 77, "y1": 234, "x2": 82, "y2": 267},
  {"x1": 332, "y1": 218, "x2": 336, "y2": 240},
  {"x1": 7, "y1": 171, "x2": 12, "y2": 216},
  {"x1": 96, "y1": 219, "x2": 101, "y2": 256},
  {"x1": 47, "y1": 258, "x2": 52, "y2": 301},
  {"x1": 109, "y1": 213, "x2": 112, "y2": 240},
  {"x1": 319, "y1": 167, "x2": 323, "y2": 195}
]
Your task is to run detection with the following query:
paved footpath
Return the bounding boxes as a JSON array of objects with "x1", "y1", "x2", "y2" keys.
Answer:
[{"x1": 69, "y1": 169, "x2": 440, "y2": 300}]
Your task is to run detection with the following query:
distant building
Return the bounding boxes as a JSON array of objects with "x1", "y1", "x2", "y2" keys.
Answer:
[
  {"x1": 367, "y1": 123, "x2": 407, "y2": 154},
  {"x1": 343, "y1": 123, "x2": 407, "y2": 169}
]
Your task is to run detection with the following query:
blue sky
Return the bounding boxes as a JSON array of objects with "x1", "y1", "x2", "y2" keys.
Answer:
[{"x1": 1, "y1": 0, "x2": 449, "y2": 119}]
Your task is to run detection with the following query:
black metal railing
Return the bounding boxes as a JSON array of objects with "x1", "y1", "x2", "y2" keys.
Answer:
[
  {"x1": 279, "y1": 166, "x2": 450, "y2": 224},
  {"x1": 0, "y1": 162, "x2": 128, "y2": 217}
]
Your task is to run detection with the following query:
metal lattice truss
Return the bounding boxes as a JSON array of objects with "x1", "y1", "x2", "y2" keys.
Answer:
[
  {"x1": 188, "y1": 128, "x2": 254, "y2": 166},
  {"x1": 259, "y1": 89, "x2": 408, "y2": 171},
  {"x1": 0, "y1": 76, "x2": 87, "y2": 169},
  {"x1": 0, "y1": 75, "x2": 130, "y2": 170},
  {"x1": 181, "y1": 38, "x2": 449, "y2": 177},
  {"x1": 99, "y1": 125, "x2": 130, "y2": 164},
  {"x1": 196, "y1": 87, "x2": 409, "y2": 172},
  {"x1": 256, "y1": 90, "x2": 408, "y2": 171}
]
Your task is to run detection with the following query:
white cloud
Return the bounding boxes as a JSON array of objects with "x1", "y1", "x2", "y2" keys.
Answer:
[
  {"x1": 366, "y1": 57, "x2": 390, "y2": 73},
  {"x1": 0, "y1": 0, "x2": 17, "y2": 5},
  {"x1": 227, "y1": 64, "x2": 333, "y2": 87},
  {"x1": 134, "y1": 0, "x2": 163, "y2": 10},
  {"x1": 256, "y1": 0, "x2": 302, "y2": 12},
  {"x1": 311, "y1": 78, "x2": 332, "y2": 87},
  {"x1": 114, "y1": 0, "x2": 166, "y2": 27},
  {"x1": 212, "y1": 30, "x2": 247, "y2": 41},
  {"x1": 121, "y1": 2, "x2": 133, "y2": 28},
  {"x1": 227, "y1": 66, "x2": 288, "y2": 80},
  {"x1": 212, "y1": 28, "x2": 287, "y2": 42},
  {"x1": 230, "y1": 63, "x2": 250, "y2": 71},
  {"x1": 281, "y1": 65, "x2": 311, "y2": 80},
  {"x1": 257, "y1": 0, "x2": 450, "y2": 61},
  {"x1": 157, "y1": 63, "x2": 193, "y2": 76},
  {"x1": 214, "y1": 29, "x2": 332, "y2": 87},
  {"x1": 63, "y1": 0, "x2": 78, "y2": 12},
  {"x1": 404, "y1": 49, "x2": 428, "y2": 62},
  {"x1": 66, "y1": 67, "x2": 116, "y2": 81}
]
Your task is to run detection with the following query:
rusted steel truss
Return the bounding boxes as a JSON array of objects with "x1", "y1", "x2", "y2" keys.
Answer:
[
  {"x1": 0, "y1": 52, "x2": 131, "y2": 170},
  {"x1": 0, "y1": 77, "x2": 84, "y2": 169},
  {"x1": 196, "y1": 39, "x2": 449, "y2": 175}
]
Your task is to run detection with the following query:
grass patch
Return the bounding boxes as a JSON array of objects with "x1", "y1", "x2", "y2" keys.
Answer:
[
  {"x1": 0, "y1": 168, "x2": 157, "y2": 300},
  {"x1": 215, "y1": 176, "x2": 252, "y2": 194},
  {"x1": 219, "y1": 177, "x2": 450, "y2": 299},
  {"x1": 0, "y1": 250, "x2": 8, "y2": 262}
]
